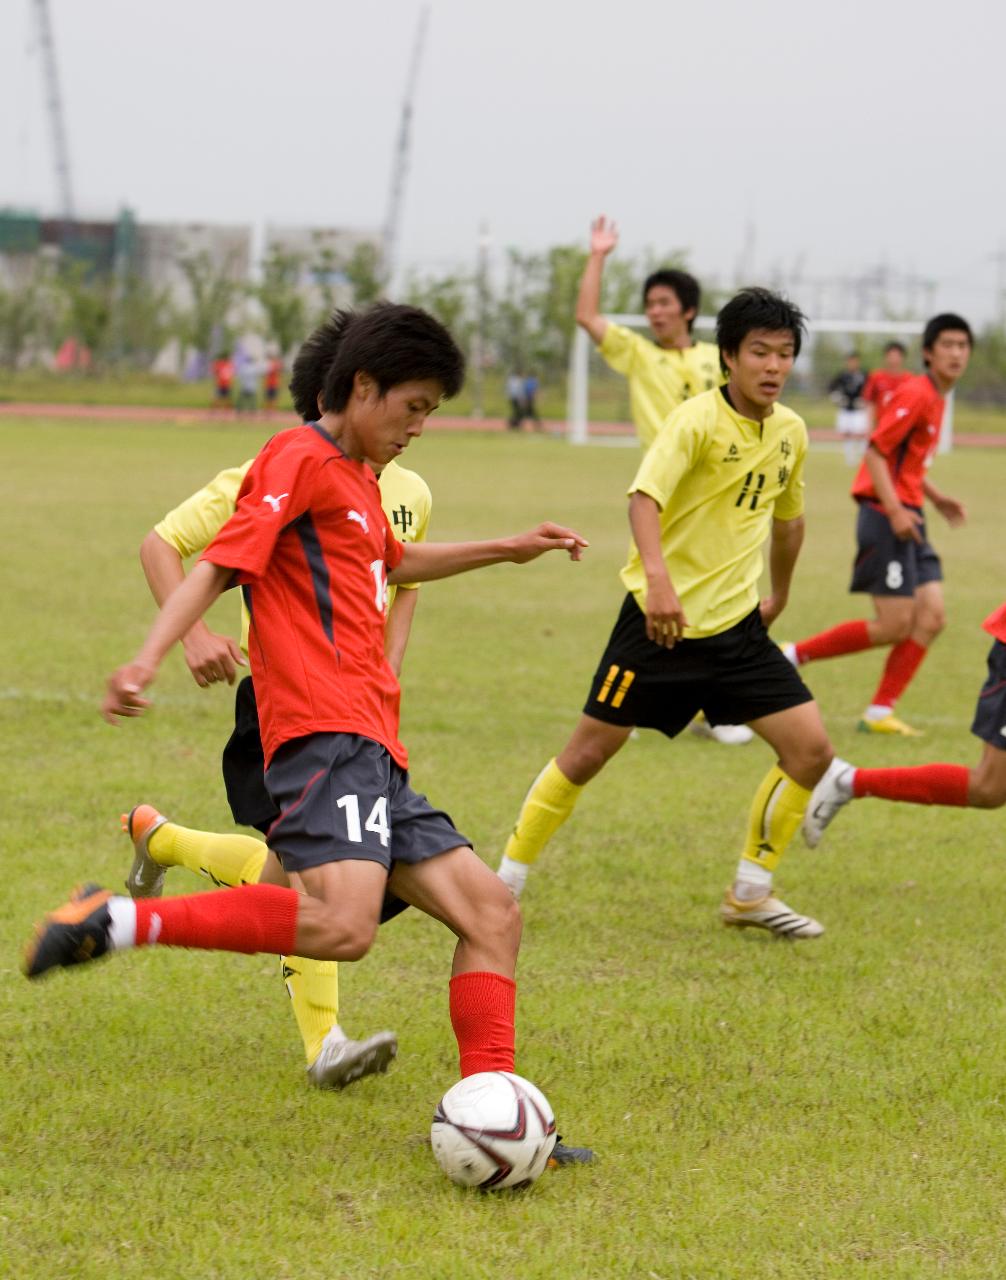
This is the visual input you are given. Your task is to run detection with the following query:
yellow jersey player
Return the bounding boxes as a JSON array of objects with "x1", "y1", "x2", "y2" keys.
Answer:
[
  {"x1": 122, "y1": 314, "x2": 431, "y2": 1091},
  {"x1": 576, "y1": 214, "x2": 751, "y2": 747},
  {"x1": 499, "y1": 288, "x2": 837, "y2": 937}
]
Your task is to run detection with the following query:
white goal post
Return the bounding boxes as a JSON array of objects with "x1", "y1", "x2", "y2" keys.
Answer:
[{"x1": 565, "y1": 315, "x2": 953, "y2": 451}]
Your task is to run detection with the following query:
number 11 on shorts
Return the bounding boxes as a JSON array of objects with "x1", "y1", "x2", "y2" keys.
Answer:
[{"x1": 336, "y1": 793, "x2": 391, "y2": 846}]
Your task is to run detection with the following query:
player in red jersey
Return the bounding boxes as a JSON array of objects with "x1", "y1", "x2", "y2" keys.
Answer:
[
  {"x1": 804, "y1": 601, "x2": 1006, "y2": 845},
  {"x1": 862, "y1": 341, "x2": 911, "y2": 429},
  {"x1": 782, "y1": 314, "x2": 972, "y2": 736},
  {"x1": 23, "y1": 303, "x2": 593, "y2": 1159}
]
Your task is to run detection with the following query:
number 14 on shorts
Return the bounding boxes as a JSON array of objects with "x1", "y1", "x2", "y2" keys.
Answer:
[{"x1": 336, "y1": 794, "x2": 390, "y2": 846}]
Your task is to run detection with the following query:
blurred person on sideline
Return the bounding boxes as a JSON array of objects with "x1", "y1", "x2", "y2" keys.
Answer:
[
  {"x1": 862, "y1": 341, "x2": 911, "y2": 430},
  {"x1": 829, "y1": 351, "x2": 869, "y2": 465},
  {"x1": 506, "y1": 372, "x2": 527, "y2": 430}
]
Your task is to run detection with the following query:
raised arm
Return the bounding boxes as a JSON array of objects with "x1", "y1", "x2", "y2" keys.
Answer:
[
  {"x1": 102, "y1": 560, "x2": 235, "y2": 724},
  {"x1": 760, "y1": 516, "x2": 805, "y2": 627},
  {"x1": 389, "y1": 522, "x2": 587, "y2": 584},
  {"x1": 575, "y1": 216, "x2": 618, "y2": 345},
  {"x1": 140, "y1": 530, "x2": 244, "y2": 687}
]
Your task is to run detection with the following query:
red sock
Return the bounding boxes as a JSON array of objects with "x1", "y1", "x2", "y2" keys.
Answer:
[
  {"x1": 853, "y1": 764, "x2": 970, "y2": 806},
  {"x1": 133, "y1": 883, "x2": 299, "y2": 954},
  {"x1": 872, "y1": 638, "x2": 928, "y2": 708},
  {"x1": 796, "y1": 620, "x2": 872, "y2": 664},
  {"x1": 449, "y1": 971, "x2": 516, "y2": 1077}
]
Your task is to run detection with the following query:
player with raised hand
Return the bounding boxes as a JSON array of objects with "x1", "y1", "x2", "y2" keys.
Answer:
[
  {"x1": 118, "y1": 311, "x2": 435, "y2": 1090},
  {"x1": 577, "y1": 213, "x2": 751, "y2": 748},
  {"x1": 804, "y1": 601, "x2": 1006, "y2": 846},
  {"x1": 499, "y1": 288, "x2": 836, "y2": 937},
  {"x1": 23, "y1": 303, "x2": 593, "y2": 1162},
  {"x1": 782, "y1": 315, "x2": 973, "y2": 737}
]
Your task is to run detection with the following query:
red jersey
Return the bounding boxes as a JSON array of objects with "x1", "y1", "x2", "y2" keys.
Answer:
[
  {"x1": 213, "y1": 358, "x2": 234, "y2": 389},
  {"x1": 983, "y1": 602, "x2": 1006, "y2": 645},
  {"x1": 202, "y1": 424, "x2": 406, "y2": 767},
  {"x1": 851, "y1": 374, "x2": 944, "y2": 509},
  {"x1": 264, "y1": 358, "x2": 282, "y2": 392},
  {"x1": 862, "y1": 368, "x2": 911, "y2": 414}
]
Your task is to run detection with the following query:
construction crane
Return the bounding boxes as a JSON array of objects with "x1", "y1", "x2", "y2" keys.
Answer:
[
  {"x1": 381, "y1": 5, "x2": 430, "y2": 292},
  {"x1": 31, "y1": 0, "x2": 76, "y2": 222}
]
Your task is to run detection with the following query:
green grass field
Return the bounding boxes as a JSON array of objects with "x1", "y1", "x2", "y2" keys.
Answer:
[{"x1": 2, "y1": 417, "x2": 1005, "y2": 1279}]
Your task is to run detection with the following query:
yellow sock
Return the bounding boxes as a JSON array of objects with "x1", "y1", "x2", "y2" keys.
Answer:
[
  {"x1": 739, "y1": 765, "x2": 812, "y2": 874},
  {"x1": 282, "y1": 957, "x2": 340, "y2": 1064},
  {"x1": 504, "y1": 758, "x2": 583, "y2": 867},
  {"x1": 148, "y1": 823, "x2": 268, "y2": 887}
]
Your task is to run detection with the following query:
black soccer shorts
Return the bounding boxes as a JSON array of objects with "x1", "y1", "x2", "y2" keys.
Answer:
[
  {"x1": 849, "y1": 501, "x2": 942, "y2": 598},
  {"x1": 583, "y1": 596, "x2": 813, "y2": 737},
  {"x1": 970, "y1": 640, "x2": 1006, "y2": 750}
]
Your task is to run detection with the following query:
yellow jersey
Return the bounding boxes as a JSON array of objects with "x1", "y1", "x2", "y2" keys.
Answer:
[
  {"x1": 598, "y1": 323, "x2": 722, "y2": 450},
  {"x1": 620, "y1": 387, "x2": 807, "y2": 638},
  {"x1": 155, "y1": 456, "x2": 432, "y2": 653}
]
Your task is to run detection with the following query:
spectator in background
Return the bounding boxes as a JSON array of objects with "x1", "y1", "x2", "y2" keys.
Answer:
[
  {"x1": 829, "y1": 351, "x2": 869, "y2": 465},
  {"x1": 234, "y1": 348, "x2": 260, "y2": 414},
  {"x1": 263, "y1": 351, "x2": 284, "y2": 410},
  {"x1": 506, "y1": 372, "x2": 526, "y2": 430},
  {"x1": 212, "y1": 354, "x2": 234, "y2": 409},
  {"x1": 524, "y1": 373, "x2": 543, "y2": 431},
  {"x1": 862, "y1": 341, "x2": 910, "y2": 429}
]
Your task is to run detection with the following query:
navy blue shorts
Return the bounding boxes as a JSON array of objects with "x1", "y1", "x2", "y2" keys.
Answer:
[
  {"x1": 970, "y1": 640, "x2": 1006, "y2": 750},
  {"x1": 584, "y1": 597, "x2": 813, "y2": 736},
  {"x1": 264, "y1": 732, "x2": 470, "y2": 875},
  {"x1": 850, "y1": 502, "x2": 942, "y2": 597}
]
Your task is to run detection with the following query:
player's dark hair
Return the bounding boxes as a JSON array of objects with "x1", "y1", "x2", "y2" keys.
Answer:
[
  {"x1": 643, "y1": 269, "x2": 701, "y2": 332},
  {"x1": 716, "y1": 287, "x2": 807, "y2": 373},
  {"x1": 922, "y1": 313, "x2": 973, "y2": 352},
  {"x1": 289, "y1": 310, "x2": 354, "y2": 420},
  {"x1": 290, "y1": 303, "x2": 466, "y2": 421},
  {"x1": 884, "y1": 340, "x2": 907, "y2": 356}
]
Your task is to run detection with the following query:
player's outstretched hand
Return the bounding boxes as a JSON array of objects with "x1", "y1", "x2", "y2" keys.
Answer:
[
  {"x1": 508, "y1": 523, "x2": 589, "y2": 564},
  {"x1": 890, "y1": 505, "x2": 924, "y2": 544},
  {"x1": 101, "y1": 662, "x2": 156, "y2": 725},
  {"x1": 182, "y1": 627, "x2": 246, "y2": 688},
  {"x1": 590, "y1": 215, "x2": 618, "y2": 256},
  {"x1": 645, "y1": 581, "x2": 688, "y2": 648}
]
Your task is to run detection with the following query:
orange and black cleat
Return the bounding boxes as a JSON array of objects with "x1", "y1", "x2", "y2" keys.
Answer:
[
  {"x1": 22, "y1": 883, "x2": 114, "y2": 979},
  {"x1": 548, "y1": 1137, "x2": 595, "y2": 1169}
]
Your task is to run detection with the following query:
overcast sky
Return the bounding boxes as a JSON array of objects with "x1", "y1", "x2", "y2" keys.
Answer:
[{"x1": 4, "y1": 0, "x2": 1005, "y2": 321}]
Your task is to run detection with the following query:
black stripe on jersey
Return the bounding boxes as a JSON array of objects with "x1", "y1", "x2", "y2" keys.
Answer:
[{"x1": 293, "y1": 511, "x2": 336, "y2": 648}]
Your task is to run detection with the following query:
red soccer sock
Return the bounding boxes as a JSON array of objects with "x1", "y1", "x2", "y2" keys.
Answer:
[
  {"x1": 449, "y1": 970, "x2": 516, "y2": 1078},
  {"x1": 133, "y1": 883, "x2": 299, "y2": 954},
  {"x1": 795, "y1": 619, "x2": 872, "y2": 664},
  {"x1": 853, "y1": 763, "x2": 970, "y2": 806},
  {"x1": 872, "y1": 638, "x2": 928, "y2": 709}
]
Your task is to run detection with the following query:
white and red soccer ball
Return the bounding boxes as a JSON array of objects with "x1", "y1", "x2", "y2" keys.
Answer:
[{"x1": 431, "y1": 1072, "x2": 556, "y2": 1189}]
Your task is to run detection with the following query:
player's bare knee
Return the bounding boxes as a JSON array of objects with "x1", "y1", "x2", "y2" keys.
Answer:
[
  {"x1": 319, "y1": 914, "x2": 378, "y2": 961},
  {"x1": 472, "y1": 886, "x2": 523, "y2": 956},
  {"x1": 783, "y1": 738, "x2": 833, "y2": 786},
  {"x1": 914, "y1": 609, "x2": 945, "y2": 644}
]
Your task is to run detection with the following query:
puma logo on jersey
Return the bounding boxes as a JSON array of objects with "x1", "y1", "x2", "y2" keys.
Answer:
[
  {"x1": 896, "y1": 408, "x2": 909, "y2": 419},
  {"x1": 347, "y1": 509, "x2": 370, "y2": 533},
  {"x1": 263, "y1": 493, "x2": 289, "y2": 513},
  {"x1": 722, "y1": 442, "x2": 742, "y2": 462}
]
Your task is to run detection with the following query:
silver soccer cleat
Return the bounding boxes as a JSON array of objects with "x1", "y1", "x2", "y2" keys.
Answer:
[{"x1": 307, "y1": 1029, "x2": 398, "y2": 1089}]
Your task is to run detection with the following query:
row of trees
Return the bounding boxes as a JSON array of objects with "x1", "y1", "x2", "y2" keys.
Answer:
[{"x1": 3, "y1": 240, "x2": 1006, "y2": 402}]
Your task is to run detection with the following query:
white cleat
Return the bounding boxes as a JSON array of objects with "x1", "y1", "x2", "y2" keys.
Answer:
[
  {"x1": 803, "y1": 757, "x2": 855, "y2": 849},
  {"x1": 497, "y1": 855, "x2": 529, "y2": 900},
  {"x1": 307, "y1": 1029, "x2": 398, "y2": 1090},
  {"x1": 780, "y1": 642, "x2": 799, "y2": 666},
  {"x1": 720, "y1": 889, "x2": 824, "y2": 939},
  {"x1": 689, "y1": 716, "x2": 754, "y2": 746}
]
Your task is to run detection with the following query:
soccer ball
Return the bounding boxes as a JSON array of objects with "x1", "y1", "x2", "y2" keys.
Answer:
[{"x1": 431, "y1": 1071, "x2": 557, "y2": 1190}]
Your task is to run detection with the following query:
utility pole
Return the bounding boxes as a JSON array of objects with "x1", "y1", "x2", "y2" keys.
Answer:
[
  {"x1": 471, "y1": 222, "x2": 491, "y2": 418},
  {"x1": 381, "y1": 5, "x2": 430, "y2": 293},
  {"x1": 31, "y1": 0, "x2": 75, "y2": 223}
]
